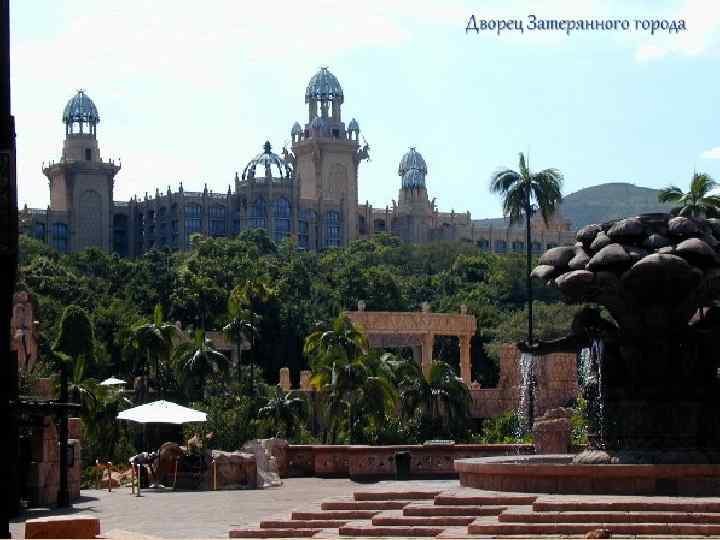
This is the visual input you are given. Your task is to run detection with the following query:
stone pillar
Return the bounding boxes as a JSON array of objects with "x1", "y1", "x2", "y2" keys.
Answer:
[
  {"x1": 299, "y1": 370, "x2": 312, "y2": 391},
  {"x1": 279, "y1": 367, "x2": 291, "y2": 392},
  {"x1": 460, "y1": 334, "x2": 471, "y2": 385},
  {"x1": 532, "y1": 408, "x2": 572, "y2": 455},
  {"x1": 421, "y1": 333, "x2": 433, "y2": 376}
]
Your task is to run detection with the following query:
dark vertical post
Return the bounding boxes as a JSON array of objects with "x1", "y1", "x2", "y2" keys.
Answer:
[
  {"x1": 525, "y1": 196, "x2": 533, "y2": 347},
  {"x1": 525, "y1": 193, "x2": 535, "y2": 430},
  {"x1": 1, "y1": 0, "x2": 19, "y2": 534}
]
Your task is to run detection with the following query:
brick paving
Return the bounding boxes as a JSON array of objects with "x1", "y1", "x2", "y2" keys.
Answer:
[
  {"x1": 9, "y1": 478, "x2": 458, "y2": 539},
  {"x1": 11, "y1": 479, "x2": 720, "y2": 538}
]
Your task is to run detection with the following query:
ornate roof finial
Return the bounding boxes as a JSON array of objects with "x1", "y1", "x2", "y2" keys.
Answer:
[{"x1": 263, "y1": 140, "x2": 272, "y2": 154}]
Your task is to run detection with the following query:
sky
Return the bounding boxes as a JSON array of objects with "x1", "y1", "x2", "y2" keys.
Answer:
[{"x1": 10, "y1": 0, "x2": 720, "y2": 219}]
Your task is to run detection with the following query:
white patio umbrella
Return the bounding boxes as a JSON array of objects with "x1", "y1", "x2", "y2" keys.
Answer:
[
  {"x1": 100, "y1": 376, "x2": 126, "y2": 386},
  {"x1": 117, "y1": 400, "x2": 207, "y2": 424}
]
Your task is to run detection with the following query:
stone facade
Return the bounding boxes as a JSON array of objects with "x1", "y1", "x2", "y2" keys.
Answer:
[
  {"x1": 345, "y1": 305, "x2": 476, "y2": 383},
  {"x1": 470, "y1": 344, "x2": 579, "y2": 419},
  {"x1": 20, "y1": 73, "x2": 575, "y2": 256}
]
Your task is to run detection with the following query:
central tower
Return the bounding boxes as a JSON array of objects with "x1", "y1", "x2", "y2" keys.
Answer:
[
  {"x1": 43, "y1": 90, "x2": 120, "y2": 252},
  {"x1": 291, "y1": 67, "x2": 367, "y2": 247}
]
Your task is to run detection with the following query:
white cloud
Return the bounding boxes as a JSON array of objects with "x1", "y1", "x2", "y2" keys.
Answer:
[
  {"x1": 701, "y1": 146, "x2": 720, "y2": 159},
  {"x1": 634, "y1": 0, "x2": 720, "y2": 61}
]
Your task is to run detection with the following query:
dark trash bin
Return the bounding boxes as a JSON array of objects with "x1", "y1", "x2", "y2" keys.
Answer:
[{"x1": 395, "y1": 451, "x2": 410, "y2": 480}]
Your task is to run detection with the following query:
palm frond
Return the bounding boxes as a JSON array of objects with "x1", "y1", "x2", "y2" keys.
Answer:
[
  {"x1": 489, "y1": 169, "x2": 521, "y2": 194},
  {"x1": 658, "y1": 186, "x2": 684, "y2": 204}
]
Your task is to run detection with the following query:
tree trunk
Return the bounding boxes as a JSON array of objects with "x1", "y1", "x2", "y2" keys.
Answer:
[{"x1": 525, "y1": 197, "x2": 533, "y2": 346}]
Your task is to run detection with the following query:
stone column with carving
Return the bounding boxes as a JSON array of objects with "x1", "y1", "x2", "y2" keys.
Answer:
[{"x1": 460, "y1": 334, "x2": 471, "y2": 385}]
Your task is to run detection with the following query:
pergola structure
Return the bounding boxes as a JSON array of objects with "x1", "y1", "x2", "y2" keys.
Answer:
[{"x1": 345, "y1": 304, "x2": 476, "y2": 384}]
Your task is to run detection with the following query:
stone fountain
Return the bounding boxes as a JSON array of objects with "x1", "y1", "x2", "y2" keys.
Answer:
[{"x1": 456, "y1": 213, "x2": 720, "y2": 494}]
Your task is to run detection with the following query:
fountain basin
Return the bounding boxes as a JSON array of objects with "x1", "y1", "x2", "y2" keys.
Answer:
[{"x1": 455, "y1": 455, "x2": 720, "y2": 496}]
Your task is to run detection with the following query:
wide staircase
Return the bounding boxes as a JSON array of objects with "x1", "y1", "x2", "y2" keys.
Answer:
[{"x1": 228, "y1": 489, "x2": 720, "y2": 538}]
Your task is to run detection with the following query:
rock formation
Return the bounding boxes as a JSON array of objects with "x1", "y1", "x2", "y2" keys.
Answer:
[{"x1": 533, "y1": 213, "x2": 720, "y2": 462}]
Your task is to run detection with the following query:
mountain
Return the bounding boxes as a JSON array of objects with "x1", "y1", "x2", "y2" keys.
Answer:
[
  {"x1": 474, "y1": 182, "x2": 673, "y2": 231},
  {"x1": 560, "y1": 182, "x2": 673, "y2": 229}
]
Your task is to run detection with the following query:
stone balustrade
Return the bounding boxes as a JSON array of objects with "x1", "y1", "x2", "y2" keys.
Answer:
[{"x1": 280, "y1": 443, "x2": 533, "y2": 479}]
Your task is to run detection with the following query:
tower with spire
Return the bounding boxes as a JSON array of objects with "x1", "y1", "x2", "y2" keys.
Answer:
[{"x1": 42, "y1": 90, "x2": 120, "y2": 252}]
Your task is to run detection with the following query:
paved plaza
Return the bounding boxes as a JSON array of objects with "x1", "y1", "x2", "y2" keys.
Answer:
[{"x1": 10, "y1": 478, "x2": 459, "y2": 539}]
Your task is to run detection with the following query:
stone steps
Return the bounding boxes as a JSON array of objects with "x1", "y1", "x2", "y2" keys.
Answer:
[
  {"x1": 339, "y1": 525, "x2": 445, "y2": 537},
  {"x1": 434, "y1": 493, "x2": 537, "y2": 506},
  {"x1": 373, "y1": 515, "x2": 476, "y2": 526},
  {"x1": 353, "y1": 490, "x2": 441, "y2": 501},
  {"x1": 290, "y1": 510, "x2": 378, "y2": 520},
  {"x1": 321, "y1": 499, "x2": 410, "y2": 510},
  {"x1": 228, "y1": 528, "x2": 321, "y2": 538},
  {"x1": 467, "y1": 521, "x2": 720, "y2": 536},
  {"x1": 500, "y1": 509, "x2": 720, "y2": 523},
  {"x1": 259, "y1": 520, "x2": 348, "y2": 529},
  {"x1": 403, "y1": 504, "x2": 507, "y2": 516},
  {"x1": 533, "y1": 497, "x2": 720, "y2": 513}
]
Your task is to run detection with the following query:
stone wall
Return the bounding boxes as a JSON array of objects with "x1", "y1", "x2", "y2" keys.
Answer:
[
  {"x1": 26, "y1": 416, "x2": 81, "y2": 506},
  {"x1": 470, "y1": 344, "x2": 579, "y2": 420},
  {"x1": 282, "y1": 443, "x2": 533, "y2": 479}
]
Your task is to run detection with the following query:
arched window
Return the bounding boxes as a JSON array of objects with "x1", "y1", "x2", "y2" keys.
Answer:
[
  {"x1": 184, "y1": 203, "x2": 202, "y2": 237},
  {"x1": 113, "y1": 214, "x2": 129, "y2": 256},
  {"x1": 34, "y1": 222, "x2": 46, "y2": 240},
  {"x1": 232, "y1": 209, "x2": 242, "y2": 235},
  {"x1": 52, "y1": 223, "x2": 69, "y2": 252},
  {"x1": 358, "y1": 215, "x2": 367, "y2": 235},
  {"x1": 477, "y1": 239, "x2": 490, "y2": 251},
  {"x1": 373, "y1": 218, "x2": 386, "y2": 233},
  {"x1": 512, "y1": 240, "x2": 525, "y2": 252},
  {"x1": 273, "y1": 197, "x2": 291, "y2": 242},
  {"x1": 326, "y1": 210, "x2": 342, "y2": 248},
  {"x1": 250, "y1": 198, "x2": 266, "y2": 229},
  {"x1": 209, "y1": 205, "x2": 226, "y2": 236},
  {"x1": 532, "y1": 241, "x2": 543, "y2": 253},
  {"x1": 494, "y1": 240, "x2": 507, "y2": 253},
  {"x1": 299, "y1": 208, "x2": 316, "y2": 249}
]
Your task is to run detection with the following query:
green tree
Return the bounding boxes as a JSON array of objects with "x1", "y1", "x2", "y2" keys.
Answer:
[
  {"x1": 129, "y1": 304, "x2": 177, "y2": 397},
  {"x1": 658, "y1": 172, "x2": 720, "y2": 218},
  {"x1": 173, "y1": 329, "x2": 229, "y2": 401},
  {"x1": 305, "y1": 316, "x2": 397, "y2": 443},
  {"x1": 257, "y1": 387, "x2": 308, "y2": 439},
  {"x1": 53, "y1": 305, "x2": 95, "y2": 507},
  {"x1": 396, "y1": 359, "x2": 471, "y2": 441},
  {"x1": 490, "y1": 152, "x2": 563, "y2": 345}
]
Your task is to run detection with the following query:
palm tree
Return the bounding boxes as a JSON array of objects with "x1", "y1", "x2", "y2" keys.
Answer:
[
  {"x1": 173, "y1": 329, "x2": 229, "y2": 401},
  {"x1": 490, "y1": 153, "x2": 563, "y2": 345},
  {"x1": 305, "y1": 316, "x2": 395, "y2": 443},
  {"x1": 129, "y1": 304, "x2": 177, "y2": 398},
  {"x1": 303, "y1": 315, "x2": 368, "y2": 362},
  {"x1": 53, "y1": 305, "x2": 95, "y2": 508},
  {"x1": 658, "y1": 172, "x2": 720, "y2": 218},
  {"x1": 227, "y1": 279, "x2": 276, "y2": 393},
  {"x1": 223, "y1": 306, "x2": 261, "y2": 392},
  {"x1": 257, "y1": 386, "x2": 308, "y2": 439},
  {"x1": 396, "y1": 359, "x2": 471, "y2": 440}
]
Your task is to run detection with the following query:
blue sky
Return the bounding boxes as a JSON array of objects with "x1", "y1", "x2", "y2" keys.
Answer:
[{"x1": 10, "y1": 0, "x2": 720, "y2": 218}]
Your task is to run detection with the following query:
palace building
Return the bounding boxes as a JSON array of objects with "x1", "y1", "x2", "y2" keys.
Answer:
[{"x1": 19, "y1": 68, "x2": 574, "y2": 256}]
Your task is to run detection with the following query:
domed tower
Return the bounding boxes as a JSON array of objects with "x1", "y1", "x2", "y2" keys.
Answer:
[
  {"x1": 43, "y1": 90, "x2": 120, "y2": 252},
  {"x1": 394, "y1": 147, "x2": 434, "y2": 243},
  {"x1": 291, "y1": 67, "x2": 368, "y2": 247}
]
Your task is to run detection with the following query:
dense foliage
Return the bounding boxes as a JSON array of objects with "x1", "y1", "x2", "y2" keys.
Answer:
[{"x1": 17, "y1": 231, "x2": 579, "y2": 463}]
